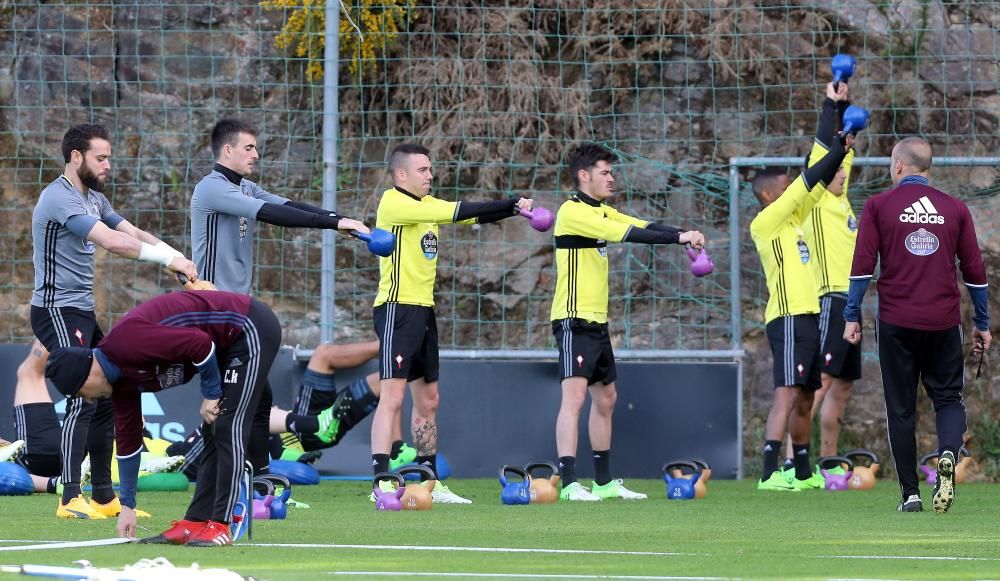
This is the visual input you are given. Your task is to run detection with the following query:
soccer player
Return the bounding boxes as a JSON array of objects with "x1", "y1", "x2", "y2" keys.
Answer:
[
  {"x1": 189, "y1": 118, "x2": 369, "y2": 476},
  {"x1": 844, "y1": 136, "x2": 990, "y2": 513},
  {"x1": 783, "y1": 81, "x2": 862, "y2": 473},
  {"x1": 45, "y1": 290, "x2": 281, "y2": 546},
  {"x1": 749, "y1": 128, "x2": 853, "y2": 492},
  {"x1": 369, "y1": 143, "x2": 534, "y2": 504},
  {"x1": 551, "y1": 143, "x2": 704, "y2": 502},
  {"x1": 22, "y1": 123, "x2": 198, "y2": 519}
]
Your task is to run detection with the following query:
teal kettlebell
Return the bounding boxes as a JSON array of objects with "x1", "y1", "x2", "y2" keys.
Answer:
[
  {"x1": 498, "y1": 465, "x2": 531, "y2": 505},
  {"x1": 662, "y1": 460, "x2": 701, "y2": 500}
]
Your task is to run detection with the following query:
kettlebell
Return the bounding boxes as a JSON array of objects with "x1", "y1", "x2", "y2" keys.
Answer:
[
  {"x1": 373, "y1": 471, "x2": 405, "y2": 512},
  {"x1": 830, "y1": 53, "x2": 856, "y2": 87},
  {"x1": 843, "y1": 449, "x2": 879, "y2": 490},
  {"x1": 662, "y1": 461, "x2": 700, "y2": 500},
  {"x1": 686, "y1": 247, "x2": 714, "y2": 277},
  {"x1": 257, "y1": 474, "x2": 292, "y2": 520},
  {"x1": 524, "y1": 461, "x2": 560, "y2": 504},
  {"x1": 498, "y1": 465, "x2": 531, "y2": 505},
  {"x1": 398, "y1": 465, "x2": 436, "y2": 510},
  {"x1": 251, "y1": 478, "x2": 275, "y2": 520},
  {"x1": 956, "y1": 447, "x2": 973, "y2": 484},
  {"x1": 669, "y1": 459, "x2": 709, "y2": 499},
  {"x1": 918, "y1": 451, "x2": 939, "y2": 486},
  {"x1": 820, "y1": 456, "x2": 854, "y2": 491}
]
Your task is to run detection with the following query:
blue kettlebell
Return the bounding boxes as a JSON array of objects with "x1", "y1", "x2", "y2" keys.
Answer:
[
  {"x1": 842, "y1": 105, "x2": 870, "y2": 135},
  {"x1": 498, "y1": 465, "x2": 531, "y2": 505},
  {"x1": 257, "y1": 474, "x2": 292, "y2": 520},
  {"x1": 662, "y1": 461, "x2": 701, "y2": 500},
  {"x1": 831, "y1": 53, "x2": 856, "y2": 87}
]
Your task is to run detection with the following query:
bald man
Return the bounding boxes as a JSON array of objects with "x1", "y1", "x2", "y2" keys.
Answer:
[{"x1": 844, "y1": 136, "x2": 991, "y2": 514}]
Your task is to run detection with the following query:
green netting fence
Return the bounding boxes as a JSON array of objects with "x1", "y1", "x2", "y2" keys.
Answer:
[{"x1": 1, "y1": 1, "x2": 998, "y2": 354}]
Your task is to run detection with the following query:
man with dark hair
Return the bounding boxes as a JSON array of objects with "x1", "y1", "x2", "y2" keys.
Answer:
[
  {"x1": 551, "y1": 142, "x2": 704, "y2": 501},
  {"x1": 844, "y1": 136, "x2": 990, "y2": 514},
  {"x1": 20, "y1": 123, "x2": 198, "y2": 519},
  {"x1": 368, "y1": 143, "x2": 535, "y2": 504},
  {"x1": 45, "y1": 290, "x2": 281, "y2": 546},
  {"x1": 749, "y1": 113, "x2": 855, "y2": 492}
]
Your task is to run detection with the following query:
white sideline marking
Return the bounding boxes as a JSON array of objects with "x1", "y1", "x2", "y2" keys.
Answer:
[
  {"x1": 0, "y1": 538, "x2": 133, "y2": 552},
  {"x1": 327, "y1": 573, "x2": 733, "y2": 580},
  {"x1": 249, "y1": 542, "x2": 691, "y2": 557},
  {"x1": 818, "y1": 554, "x2": 1000, "y2": 562}
]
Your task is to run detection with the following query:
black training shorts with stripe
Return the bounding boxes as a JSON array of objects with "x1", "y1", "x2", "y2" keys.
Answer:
[
  {"x1": 373, "y1": 303, "x2": 440, "y2": 382},
  {"x1": 12, "y1": 402, "x2": 62, "y2": 477},
  {"x1": 765, "y1": 314, "x2": 822, "y2": 390},
  {"x1": 552, "y1": 318, "x2": 617, "y2": 385},
  {"x1": 818, "y1": 293, "x2": 862, "y2": 381}
]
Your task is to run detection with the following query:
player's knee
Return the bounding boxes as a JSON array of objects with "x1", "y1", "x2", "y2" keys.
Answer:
[
  {"x1": 413, "y1": 390, "x2": 439, "y2": 417},
  {"x1": 17, "y1": 355, "x2": 44, "y2": 383},
  {"x1": 377, "y1": 385, "x2": 407, "y2": 410},
  {"x1": 594, "y1": 385, "x2": 617, "y2": 412},
  {"x1": 560, "y1": 388, "x2": 587, "y2": 413},
  {"x1": 312, "y1": 344, "x2": 337, "y2": 368}
]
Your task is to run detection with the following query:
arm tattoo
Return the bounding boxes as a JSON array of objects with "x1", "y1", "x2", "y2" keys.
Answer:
[{"x1": 412, "y1": 420, "x2": 437, "y2": 456}]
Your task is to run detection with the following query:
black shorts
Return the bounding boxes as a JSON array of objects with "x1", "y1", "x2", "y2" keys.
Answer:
[
  {"x1": 818, "y1": 293, "x2": 862, "y2": 381},
  {"x1": 12, "y1": 403, "x2": 61, "y2": 477},
  {"x1": 29, "y1": 305, "x2": 103, "y2": 351},
  {"x1": 765, "y1": 314, "x2": 822, "y2": 391},
  {"x1": 373, "y1": 303, "x2": 440, "y2": 382},
  {"x1": 552, "y1": 318, "x2": 617, "y2": 385}
]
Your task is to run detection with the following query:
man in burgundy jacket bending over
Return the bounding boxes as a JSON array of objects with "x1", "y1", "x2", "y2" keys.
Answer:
[{"x1": 45, "y1": 290, "x2": 280, "y2": 546}]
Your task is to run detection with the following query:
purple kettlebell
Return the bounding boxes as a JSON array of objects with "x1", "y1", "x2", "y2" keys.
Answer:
[
  {"x1": 252, "y1": 491, "x2": 273, "y2": 520},
  {"x1": 687, "y1": 247, "x2": 714, "y2": 277},
  {"x1": 374, "y1": 472, "x2": 405, "y2": 512},
  {"x1": 820, "y1": 456, "x2": 854, "y2": 491},
  {"x1": 919, "y1": 451, "x2": 939, "y2": 486},
  {"x1": 518, "y1": 206, "x2": 555, "y2": 232}
]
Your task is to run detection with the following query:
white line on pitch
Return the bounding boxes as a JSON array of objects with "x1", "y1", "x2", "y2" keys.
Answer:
[
  {"x1": 248, "y1": 543, "x2": 692, "y2": 557},
  {"x1": 817, "y1": 554, "x2": 1000, "y2": 562},
  {"x1": 326, "y1": 573, "x2": 734, "y2": 580}
]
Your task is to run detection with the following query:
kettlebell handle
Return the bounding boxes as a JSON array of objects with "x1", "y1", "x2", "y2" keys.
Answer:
[
  {"x1": 397, "y1": 464, "x2": 436, "y2": 481},
  {"x1": 662, "y1": 460, "x2": 700, "y2": 475},
  {"x1": 524, "y1": 461, "x2": 559, "y2": 479},
  {"x1": 842, "y1": 449, "x2": 879, "y2": 466},
  {"x1": 252, "y1": 477, "x2": 275, "y2": 497},
  {"x1": 818, "y1": 455, "x2": 855, "y2": 472},
  {"x1": 688, "y1": 457, "x2": 711, "y2": 471},
  {"x1": 959, "y1": 446, "x2": 972, "y2": 458},
  {"x1": 374, "y1": 471, "x2": 405, "y2": 490},
  {"x1": 918, "y1": 451, "x2": 940, "y2": 466},
  {"x1": 499, "y1": 465, "x2": 529, "y2": 485}
]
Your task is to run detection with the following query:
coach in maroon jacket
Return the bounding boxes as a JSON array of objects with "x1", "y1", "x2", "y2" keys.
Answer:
[
  {"x1": 843, "y1": 136, "x2": 990, "y2": 514},
  {"x1": 45, "y1": 290, "x2": 280, "y2": 546}
]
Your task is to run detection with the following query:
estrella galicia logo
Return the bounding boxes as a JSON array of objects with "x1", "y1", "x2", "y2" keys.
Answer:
[
  {"x1": 421, "y1": 231, "x2": 438, "y2": 260},
  {"x1": 905, "y1": 228, "x2": 939, "y2": 256},
  {"x1": 155, "y1": 364, "x2": 187, "y2": 390},
  {"x1": 797, "y1": 239, "x2": 810, "y2": 263},
  {"x1": 847, "y1": 215, "x2": 858, "y2": 232}
]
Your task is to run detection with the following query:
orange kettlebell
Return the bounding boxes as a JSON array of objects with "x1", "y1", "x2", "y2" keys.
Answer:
[
  {"x1": 524, "y1": 461, "x2": 560, "y2": 504},
  {"x1": 689, "y1": 457, "x2": 713, "y2": 484},
  {"x1": 843, "y1": 449, "x2": 880, "y2": 490},
  {"x1": 397, "y1": 465, "x2": 436, "y2": 510},
  {"x1": 956, "y1": 447, "x2": 973, "y2": 484}
]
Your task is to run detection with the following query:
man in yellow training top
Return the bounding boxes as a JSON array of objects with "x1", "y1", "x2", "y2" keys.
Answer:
[
  {"x1": 750, "y1": 115, "x2": 855, "y2": 492},
  {"x1": 370, "y1": 143, "x2": 534, "y2": 504},
  {"x1": 551, "y1": 143, "x2": 704, "y2": 502},
  {"x1": 782, "y1": 81, "x2": 862, "y2": 476}
]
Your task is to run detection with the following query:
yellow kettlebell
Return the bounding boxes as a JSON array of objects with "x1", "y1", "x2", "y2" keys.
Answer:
[
  {"x1": 398, "y1": 465, "x2": 436, "y2": 510},
  {"x1": 843, "y1": 449, "x2": 880, "y2": 490},
  {"x1": 670, "y1": 458, "x2": 708, "y2": 498},
  {"x1": 524, "y1": 461, "x2": 560, "y2": 504}
]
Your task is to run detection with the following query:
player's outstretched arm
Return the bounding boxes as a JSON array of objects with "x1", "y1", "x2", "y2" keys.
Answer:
[{"x1": 80, "y1": 220, "x2": 199, "y2": 281}]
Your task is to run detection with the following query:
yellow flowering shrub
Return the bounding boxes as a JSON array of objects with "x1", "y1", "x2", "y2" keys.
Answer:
[{"x1": 261, "y1": 0, "x2": 416, "y2": 81}]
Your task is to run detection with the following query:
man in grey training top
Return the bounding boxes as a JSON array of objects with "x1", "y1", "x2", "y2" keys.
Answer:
[{"x1": 16, "y1": 123, "x2": 198, "y2": 519}]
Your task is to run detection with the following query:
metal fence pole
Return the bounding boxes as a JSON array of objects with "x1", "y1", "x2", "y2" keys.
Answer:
[{"x1": 320, "y1": 2, "x2": 341, "y2": 344}]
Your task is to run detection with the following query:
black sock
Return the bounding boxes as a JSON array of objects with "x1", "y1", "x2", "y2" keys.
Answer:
[
  {"x1": 90, "y1": 485, "x2": 116, "y2": 505},
  {"x1": 792, "y1": 444, "x2": 811, "y2": 480},
  {"x1": 416, "y1": 455, "x2": 438, "y2": 478},
  {"x1": 782, "y1": 458, "x2": 794, "y2": 471},
  {"x1": 372, "y1": 453, "x2": 390, "y2": 475},
  {"x1": 762, "y1": 440, "x2": 781, "y2": 480},
  {"x1": 286, "y1": 413, "x2": 319, "y2": 434},
  {"x1": 267, "y1": 435, "x2": 284, "y2": 459},
  {"x1": 390, "y1": 440, "x2": 404, "y2": 459},
  {"x1": 61, "y1": 482, "x2": 81, "y2": 504},
  {"x1": 593, "y1": 450, "x2": 611, "y2": 486},
  {"x1": 559, "y1": 456, "x2": 577, "y2": 485},
  {"x1": 46, "y1": 477, "x2": 59, "y2": 494}
]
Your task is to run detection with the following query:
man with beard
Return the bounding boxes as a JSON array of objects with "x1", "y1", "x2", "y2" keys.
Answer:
[{"x1": 19, "y1": 123, "x2": 198, "y2": 519}]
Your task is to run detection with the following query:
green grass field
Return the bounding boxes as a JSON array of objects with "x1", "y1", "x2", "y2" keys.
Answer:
[{"x1": 3, "y1": 479, "x2": 1000, "y2": 580}]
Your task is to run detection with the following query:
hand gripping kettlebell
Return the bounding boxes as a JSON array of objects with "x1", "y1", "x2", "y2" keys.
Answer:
[
  {"x1": 397, "y1": 464, "x2": 436, "y2": 510},
  {"x1": 373, "y1": 472, "x2": 405, "y2": 512},
  {"x1": 662, "y1": 460, "x2": 701, "y2": 500},
  {"x1": 524, "y1": 461, "x2": 560, "y2": 504},
  {"x1": 843, "y1": 449, "x2": 879, "y2": 490},
  {"x1": 498, "y1": 465, "x2": 531, "y2": 505},
  {"x1": 820, "y1": 456, "x2": 854, "y2": 491},
  {"x1": 686, "y1": 247, "x2": 714, "y2": 277}
]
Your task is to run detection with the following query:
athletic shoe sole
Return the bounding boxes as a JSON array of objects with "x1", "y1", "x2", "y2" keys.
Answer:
[{"x1": 933, "y1": 455, "x2": 955, "y2": 514}]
